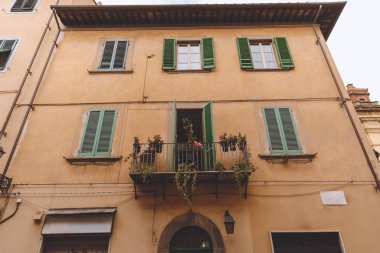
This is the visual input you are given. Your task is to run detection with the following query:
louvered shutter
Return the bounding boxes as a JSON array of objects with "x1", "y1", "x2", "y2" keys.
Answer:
[
  {"x1": 278, "y1": 108, "x2": 300, "y2": 151},
  {"x1": 236, "y1": 37, "x2": 253, "y2": 69},
  {"x1": 112, "y1": 41, "x2": 128, "y2": 69},
  {"x1": 203, "y1": 102, "x2": 215, "y2": 170},
  {"x1": 99, "y1": 41, "x2": 115, "y2": 70},
  {"x1": 162, "y1": 39, "x2": 176, "y2": 70},
  {"x1": 274, "y1": 37, "x2": 294, "y2": 68},
  {"x1": 263, "y1": 108, "x2": 284, "y2": 152},
  {"x1": 22, "y1": 0, "x2": 37, "y2": 11},
  {"x1": 0, "y1": 40, "x2": 17, "y2": 70},
  {"x1": 80, "y1": 111, "x2": 101, "y2": 156},
  {"x1": 11, "y1": 0, "x2": 24, "y2": 12},
  {"x1": 95, "y1": 110, "x2": 116, "y2": 155},
  {"x1": 201, "y1": 37, "x2": 215, "y2": 69}
]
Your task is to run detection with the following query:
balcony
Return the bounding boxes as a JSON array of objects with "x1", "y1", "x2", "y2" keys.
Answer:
[{"x1": 129, "y1": 142, "x2": 252, "y2": 198}]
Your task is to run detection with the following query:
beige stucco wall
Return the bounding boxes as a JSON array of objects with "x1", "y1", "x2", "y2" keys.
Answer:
[{"x1": 1, "y1": 21, "x2": 380, "y2": 253}]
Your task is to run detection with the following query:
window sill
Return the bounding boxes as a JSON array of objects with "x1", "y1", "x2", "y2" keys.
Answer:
[
  {"x1": 258, "y1": 153, "x2": 317, "y2": 163},
  {"x1": 165, "y1": 69, "x2": 212, "y2": 74},
  {"x1": 64, "y1": 156, "x2": 122, "y2": 165},
  {"x1": 87, "y1": 69, "x2": 133, "y2": 74},
  {"x1": 243, "y1": 68, "x2": 293, "y2": 72}
]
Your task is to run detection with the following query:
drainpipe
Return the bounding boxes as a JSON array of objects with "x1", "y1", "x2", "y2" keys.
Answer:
[
  {"x1": 2, "y1": 12, "x2": 62, "y2": 176},
  {"x1": 312, "y1": 5, "x2": 380, "y2": 190},
  {"x1": 0, "y1": 0, "x2": 60, "y2": 140}
]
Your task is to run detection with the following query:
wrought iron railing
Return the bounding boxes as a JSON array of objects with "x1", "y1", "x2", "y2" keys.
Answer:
[
  {"x1": 129, "y1": 142, "x2": 249, "y2": 173},
  {"x1": 0, "y1": 173, "x2": 12, "y2": 194}
]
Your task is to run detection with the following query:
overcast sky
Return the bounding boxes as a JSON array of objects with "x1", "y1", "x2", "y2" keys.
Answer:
[{"x1": 102, "y1": 0, "x2": 380, "y2": 100}]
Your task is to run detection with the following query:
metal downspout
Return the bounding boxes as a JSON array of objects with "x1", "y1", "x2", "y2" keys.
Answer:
[
  {"x1": 0, "y1": 0, "x2": 60, "y2": 140},
  {"x1": 312, "y1": 5, "x2": 380, "y2": 190},
  {"x1": 2, "y1": 14, "x2": 62, "y2": 176}
]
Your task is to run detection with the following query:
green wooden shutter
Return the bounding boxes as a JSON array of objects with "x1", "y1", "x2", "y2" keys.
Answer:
[
  {"x1": 11, "y1": 0, "x2": 24, "y2": 12},
  {"x1": 201, "y1": 37, "x2": 215, "y2": 69},
  {"x1": 263, "y1": 108, "x2": 285, "y2": 152},
  {"x1": 162, "y1": 39, "x2": 176, "y2": 70},
  {"x1": 274, "y1": 37, "x2": 294, "y2": 68},
  {"x1": 236, "y1": 37, "x2": 253, "y2": 69},
  {"x1": 95, "y1": 110, "x2": 116, "y2": 155},
  {"x1": 80, "y1": 111, "x2": 101, "y2": 156},
  {"x1": 99, "y1": 41, "x2": 116, "y2": 70},
  {"x1": 203, "y1": 102, "x2": 215, "y2": 170},
  {"x1": 112, "y1": 41, "x2": 128, "y2": 69},
  {"x1": 22, "y1": 0, "x2": 37, "y2": 11},
  {"x1": 278, "y1": 108, "x2": 300, "y2": 152},
  {"x1": 0, "y1": 40, "x2": 17, "y2": 70}
]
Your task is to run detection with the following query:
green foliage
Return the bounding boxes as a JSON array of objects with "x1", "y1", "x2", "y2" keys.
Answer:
[
  {"x1": 175, "y1": 163, "x2": 198, "y2": 206},
  {"x1": 139, "y1": 165, "x2": 154, "y2": 183}
]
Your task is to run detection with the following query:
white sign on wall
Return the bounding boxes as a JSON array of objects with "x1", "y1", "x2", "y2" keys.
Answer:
[{"x1": 320, "y1": 191, "x2": 347, "y2": 206}]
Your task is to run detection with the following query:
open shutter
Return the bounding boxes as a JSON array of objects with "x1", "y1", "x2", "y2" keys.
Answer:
[
  {"x1": 203, "y1": 102, "x2": 215, "y2": 170},
  {"x1": 274, "y1": 37, "x2": 294, "y2": 68},
  {"x1": 263, "y1": 108, "x2": 285, "y2": 152},
  {"x1": 0, "y1": 40, "x2": 17, "y2": 70},
  {"x1": 22, "y1": 0, "x2": 37, "y2": 11},
  {"x1": 201, "y1": 37, "x2": 215, "y2": 69},
  {"x1": 99, "y1": 41, "x2": 115, "y2": 70},
  {"x1": 95, "y1": 110, "x2": 116, "y2": 155},
  {"x1": 236, "y1": 37, "x2": 253, "y2": 69},
  {"x1": 112, "y1": 41, "x2": 128, "y2": 69},
  {"x1": 11, "y1": 0, "x2": 24, "y2": 12},
  {"x1": 162, "y1": 39, "x2": 176, "y2": 70},
  {"x1": 278, "y1": 108, "x2": 300, "y2": 152},
  {"x1": 80, "y1": 111, "x2": 101, "y2": 156}
]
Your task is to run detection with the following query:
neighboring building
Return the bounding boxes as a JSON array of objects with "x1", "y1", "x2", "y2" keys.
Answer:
[
  {"x1": 347, "y1": 83, "x2": 380, "y2": 159},
  {"x1": 1, "y1": 2, "x2": 380, "y2": 253}
]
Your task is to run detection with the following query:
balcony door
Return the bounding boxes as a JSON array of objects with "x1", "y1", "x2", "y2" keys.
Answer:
[{"x1": 174, "y1": 102, "x2": 215, "y2": 170}]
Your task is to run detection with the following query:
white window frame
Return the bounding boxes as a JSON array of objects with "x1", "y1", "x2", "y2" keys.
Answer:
[
  {"x1": 250, "y1": 40, "x2": 278, "y2": 69},
  {"x1": 176, "y1": 42, "x2": 202, "y2": 71},
  {"x1": 269, "y1": 230, "x2": 347, "y2": 253},
  {"x1": 9, "y1": 0, "x2": 40, "y2": 13},
  {"x1": 0, "y1": 38, "x2": 19, "y2": 73}
]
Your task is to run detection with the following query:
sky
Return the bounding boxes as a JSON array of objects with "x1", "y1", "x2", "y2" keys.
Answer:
[{"x1": 102, "y1": 0, "x2": 380, "y2": 100}]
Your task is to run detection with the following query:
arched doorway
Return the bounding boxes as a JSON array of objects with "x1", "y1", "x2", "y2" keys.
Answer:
[
  {"x1": 170, "y1": 226, "x2": 213, "y2": 253},
  {"x1": 157, "y1": 210, "x2": 225, "y2": 253}
]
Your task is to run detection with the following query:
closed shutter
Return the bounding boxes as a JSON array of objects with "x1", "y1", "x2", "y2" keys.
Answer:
[
  {"x1": 201, "y1": 37, "x2": 215, "y2": 69},
  {"x1": 112, "y1": 41, "x2": 128, "y2": 69},
  {"x1": 99, "y1": 41, "x2": 116, "y2": 70},
  {"x1": 162, "y1": 39, "x2": 176, "y2": 70},
  {"x1": 22, "y1": 0, "x2": 37, "y2": 11},
  {"x1": 236, "y1": 37, "x2": 253, "y2": 69},
  {"x1": 80, "y1": 111, "x2": 101, "y2": 156},
  {"x1": 203, "y1": 102, "x2": 215, "y2": 170},
  {"x1": 95, "y1": 110, "x2": 116, "y2": 155},
  {"x1": 278, "y1": 108, "x2": 300, "y2": 151},
  {"x1": 0, "y1": 40, "x2": 17, "y2": 70},
  {"x1": 10, "y1": 0, "x2": 24, "y2": 12},
  {"x1": 263, "y1": 108, "x2": 284, "y2": 152},
  {"x1": 274, "y1": 37, "x2": 294, "y2": 68}
]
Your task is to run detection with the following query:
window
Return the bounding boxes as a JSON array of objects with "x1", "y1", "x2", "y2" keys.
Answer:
[
  {"x1": 79, "y1": 110, "x2": 117, "y2": 157},
  {"x1": 0, "y1": 39, "x2": 18, "y2": 71},
  {"x1": 262, "y1": 107, "x2": 301, "y2": 154},
  {"x1": 271, "y1": 232, "x2": 344, "y2": 253},
  {"x1": 162, "y1": 38, "x2": 215, "y2": 71},
  {"x1": 237, "y1": 37, "x2": 294, "y2": 70},
  {"x1": 99, "y1": 40, "x2": 128, "y2": 70},
  {"x1": 10, "y1": 0, "x2": 38, "y2": 12}
]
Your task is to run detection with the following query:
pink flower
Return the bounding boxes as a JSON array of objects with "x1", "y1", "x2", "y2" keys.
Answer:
[{"x1": 194, "y1": 141, "x2": 203, "y2": 148}]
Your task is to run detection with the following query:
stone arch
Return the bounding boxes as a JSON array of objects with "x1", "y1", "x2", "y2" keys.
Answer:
[{"x1": 157, "y1": 210, "x2": 225, "y2": 253}]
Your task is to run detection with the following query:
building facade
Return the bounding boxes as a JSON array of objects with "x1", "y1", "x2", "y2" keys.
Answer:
[{"x1": 1, "y1": 2, "x2": 380, "y2": 253}]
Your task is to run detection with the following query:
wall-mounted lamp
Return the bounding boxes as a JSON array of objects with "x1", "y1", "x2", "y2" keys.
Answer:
[
  {"x1": 0, "y1": 146, "x2": 5, "y2": 158},
  {"x1": 224, "y1": 210, "x2": 235, "y2": 234}
]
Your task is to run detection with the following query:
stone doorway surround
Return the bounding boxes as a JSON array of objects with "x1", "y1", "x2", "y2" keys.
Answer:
[{"x1": 157, "y1": 210, "x2": 226, "y2": 253}]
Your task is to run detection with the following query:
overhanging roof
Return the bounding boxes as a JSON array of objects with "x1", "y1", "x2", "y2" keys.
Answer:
[{"x1": 52, "y1": 2, "x2": 346, "y2": 40}]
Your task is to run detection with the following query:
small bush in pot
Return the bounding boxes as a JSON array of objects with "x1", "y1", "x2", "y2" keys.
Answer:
[
  {"x1": 133, "y1": 136, "x2": 141, "y2": 154},
  {"x1": 219, "y1": 133, "x2": 229, "y2": 152},
  {"x1": 228, "y1": 134, "x2": 238, "y2": 151},
  {"x1": 238, "y1": 132, "x2": 247, "y2": 151}
]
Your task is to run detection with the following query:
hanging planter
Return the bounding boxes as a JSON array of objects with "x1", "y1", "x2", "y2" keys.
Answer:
[
  {"x1": 219, "y1": 133, "x2": 229, "y2": 152},
  {"x1": 238, "y1": 132, "x2": 247, "y2": 151},
  {"x1": 229, "y1": 134, "x2": 238, "y2": 151},
  {"x1": 133, "y1": 136, "x2": 141, "y2": 154}
]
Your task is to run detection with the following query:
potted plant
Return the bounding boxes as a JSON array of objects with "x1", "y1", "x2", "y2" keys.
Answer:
[
  {"x1": 133, "y1": 136, "x2": 141, "y2": 154},
  {"x1": 228, "y1": 134, "x2": 238, "y2": 151},
  {"x1": 153, "y1": 135, "x2": 164, "y2": 153},
  {"x1": 219, "y1": 133, "x2": 229, "y2": 152},
  {"x1": 238, "y1": 132, "x2": 247, "y2": 151}
]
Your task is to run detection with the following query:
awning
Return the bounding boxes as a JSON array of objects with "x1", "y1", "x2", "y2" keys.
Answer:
[{"x1": 42, "y1": 208, "x2": 116, "y2": 236}]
